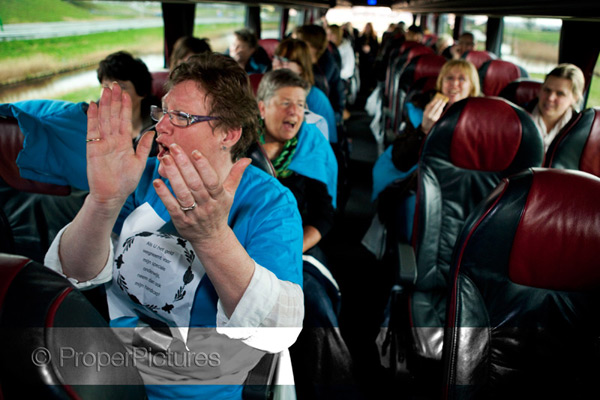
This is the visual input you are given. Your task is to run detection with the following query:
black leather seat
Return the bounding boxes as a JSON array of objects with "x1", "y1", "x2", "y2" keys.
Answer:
[
  {"x1": 545, "y1": 107, "x2": 600, "y2": 177},
  {"x1": 478, "y1": 59, "x2": 529, "y2": 97},
  {"x1": 498, "y1": 77, "x2": 542, "y2": 109},
  {"x1": 0, "y1": 253, "x2": 147, "y2": 399},
  {"x1": 382, "y1": 97, "x2": 544, "y2": 390},
  {"x1": 441, "y1": 168, "x2": 600, "y2": 399}
]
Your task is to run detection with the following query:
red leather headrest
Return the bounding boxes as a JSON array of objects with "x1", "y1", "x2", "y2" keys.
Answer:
[
  {"x1": 450, "y1": 97, "x2": 522, "y2": 171},
  {"x1": 249, "y1": 73, "x2": 264, "y2": 96},
  {"x1": 413, "y1": 55, "x2": 446, "y2": 82},
  {"x1": 509, "y1": 169, "x2": 600, "y2": 291},
  {"x1": 482, "y1": 60, "x2": 523, "y2": 96},
  {"x1": 258, "y1": 38, "x2": 279, "y2": 60},
  {"x1": 151, "y1": 70, "x2": 170, "y2": 99},
  {"x1": 463, "y1": 50, "x2": 495, "y2": 69},
  {"x1": 580, "y1": 109, "x2": 600, "y2": 176}
]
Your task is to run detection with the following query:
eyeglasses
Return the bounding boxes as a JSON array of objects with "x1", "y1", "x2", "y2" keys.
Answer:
[{"x1": 150, "y1": 105, "x2": 219, "y2": 128}]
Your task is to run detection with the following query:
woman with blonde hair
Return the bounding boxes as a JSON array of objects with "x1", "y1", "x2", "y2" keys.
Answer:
[{"x1": 530, "y1": 63, "x2": 584, "y2": 150}]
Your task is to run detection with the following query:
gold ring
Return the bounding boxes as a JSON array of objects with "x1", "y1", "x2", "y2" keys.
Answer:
[
  {"x1": 180, "y1": 201, "x2": 197, "y2": 212},
  {"x1": 86, "y1": 138, "x2": 102, "y2": 143}
]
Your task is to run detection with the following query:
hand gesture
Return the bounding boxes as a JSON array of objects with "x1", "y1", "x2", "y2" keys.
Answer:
[
  {"x1": 86, "y1": 83, "x2": 154, "y2": 209},
  {"x1": 152, "y1": 144, "x2": 251, "y2": 245},
  {"x1": 420, "y1": 94, "x2": 448, "y2": 134}
]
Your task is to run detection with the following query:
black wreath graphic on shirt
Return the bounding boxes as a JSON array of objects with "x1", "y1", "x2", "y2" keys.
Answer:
[{"x1": 115, "y1": 231, "x2": 196, "y2": 315}]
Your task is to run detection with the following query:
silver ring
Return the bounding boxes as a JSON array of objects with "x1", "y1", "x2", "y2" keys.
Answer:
[
  {"x1": 86, "y1": 138, "x2": 102, "y2": 143},
  {"x1": 179, "y1": 201, "x2": 197, "y2": 212}
]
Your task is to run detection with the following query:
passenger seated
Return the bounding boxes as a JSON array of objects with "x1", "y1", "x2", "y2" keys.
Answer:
[
  {"x1": 97, "y1": 51, "x2": 160, "y2": 139},
  {"x1": 256, "y1": 69, "x2": 357, "y2": 399},
  {"x1": 272, "y1": 38, "x2": 337, "y2": 143},
  {"x1": 226, "y1": 28, "x2": 272, "y2": 74},
  {"x1": 367, "y1": 59, "x2": 480, "y2": 247},
  {"x1": 450, "y1": 31, "x2": 476, "y2": 59},
  {"x1": 169, "y1": 36, "x2": 212, "y2": 70},
  {"x1": 528, "y1": 63, "x2": 584, "y2": 151},
  {"x1": 43, "y1": 53, "x2": 304, "y2": 400}
]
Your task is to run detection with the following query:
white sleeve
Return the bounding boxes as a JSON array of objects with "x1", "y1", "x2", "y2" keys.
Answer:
[
  {"x1": 215, "y1": 261, "x2": 304, "y2": 353},
  {"x1": 43, "y1": 223, "x2": 114, "y2": 289}
]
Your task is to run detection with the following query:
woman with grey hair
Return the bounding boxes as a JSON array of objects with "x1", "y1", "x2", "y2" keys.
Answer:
[
  {"x1": 530, "y1": 63, "x2": 585, "y2": 151},
  {"x1": 257, "y1": 69, "x2": 357, "y2": 399}
]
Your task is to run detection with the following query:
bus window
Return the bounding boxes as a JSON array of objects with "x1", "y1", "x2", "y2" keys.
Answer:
[
  {"x1": 197, "y1": 3, "x2": 246, "y2": 52},
  {"x1": 502, "y1": 17, "x2": 560, "y2": 79},
  {"x1": 461, "y1": 15, "x2": 488, "y2": 51},
  {"x1": 260, "y1": 5, "x2": 281, "y2": 39},
  {"x1": 587, "y1": 54, "x2": 600, "y2": 107},
  {"x1": 285, "y1": 8, "x2": 305, "y2": 37}
]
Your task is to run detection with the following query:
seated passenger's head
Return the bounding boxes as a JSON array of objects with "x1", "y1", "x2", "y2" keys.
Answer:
[
  {"x1": 256, "y1": 69, "x2": 310, "y2": 144},
  {"x1": 272, "y1": 38, "x2": 315, "y2": 85},
  {"x1": 97, "y1": 51, "x2": 152, "y2": 112},
  {"x1": 293, "y1": 25, "x2": 328, "y2": 63},
  {"x1": 170, "y1": 36, "x2": 212, "y2": 70},
  {"x1": 436, "y1": 59, "x2": 481, "y2": 104},
  {"x1": 327, "y1": 24, "x2": 343, "y2": 47},
  {"x1": 229, "y1": 28, "x2": 259, "y2": 67},
  {"x1": 155, "y1": 52, "x2": 258, "y2": 167},
  {"x1": 406, "y1": 25, "x2": 424, "y2": 42},
  {"x1": 456, "y1": 32, "x2": 476, "y2": 55},
  {"x1": 436, "y1": 33, "x2": 454, "y2": 54},
  {"x1": 538, "y1": 63, "x2": 585, "y2": 119}
]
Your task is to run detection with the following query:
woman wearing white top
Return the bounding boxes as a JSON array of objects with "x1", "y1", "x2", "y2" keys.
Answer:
[{"x1": 530, "y1": 63, "x2": 585, "y2": 151}]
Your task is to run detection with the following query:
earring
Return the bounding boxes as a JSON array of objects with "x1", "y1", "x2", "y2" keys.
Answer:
[{"x1": 221, "y1": 145, "x2": 227, "y2": 151}]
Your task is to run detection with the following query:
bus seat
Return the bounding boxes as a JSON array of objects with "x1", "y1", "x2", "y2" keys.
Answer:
[
  {"x1": 478, "y1": 59, "x2": 529, "y2": 97},
  {"x1": 0, "y1": 253, "x2": 147, "y2": 399},
  {"x1": 0, "y1": 116, "x2": 70, "y2": 196},
  {"x1": 246, "y1": 140, "x2": 276, "y2": 177},
  {"x1": 498, "y1": 77, "x2": 542, "y2": 109},
  {"x1": 390, "y1": 54, "x2": 446, "y2": 135},
  {"x1": 461, "y1": 50, "x2": 496, "y2": 69},
  {"x1": 545, "y1": 107, "x2": 600, "y2": 177},
  {"x1": 381, "y1": 97, "x2": 544, "y2": 389},
  {"x1": 151, "y1": 70, "x2": 170, "y2": 99},
  {"x1": 258, "y1": 38, "x2": 280, "y2": 61},
  {"x1": 441, "y1": 168, "x2": 600, "y2": 399},
  {"x1": 249, "y1": 73, "x2": 264, "y2": 96}
]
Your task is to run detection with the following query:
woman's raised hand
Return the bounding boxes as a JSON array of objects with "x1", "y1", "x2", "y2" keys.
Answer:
[
  {"x1": 86, "y1": 82, "x2": 154, "y2": 209},
  {"x1": 152, "y1": 145, "x2": 251, "y2": 245},
  {"x1": 420, "y1": 95, "x2": 448, "y2": 134}
]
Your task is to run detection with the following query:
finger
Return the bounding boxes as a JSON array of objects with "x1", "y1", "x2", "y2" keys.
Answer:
[
  {"x1": 135, "y1": 130, "x2": 155, "y2": 161},
  {"x1": 190, "y1": 150, "x2": 223, "y2": 198},
  {"x1": 169, "y1": 144, "x2": 207, "y2": 196},
  {"x1": 98, "y1": 86, "x2": 113, "y2": 135},
  {"x1": 159, "y1": 154, "x2": 197, "y2": 208},
  {"x1": 152, "y1": 178, "x2": 182, "y2": 215},
  {"x1": 87, "y1": 101, "x2": 99, "y2": 140},
  {"x1": 109, "y1": 82, "x2": 123, "y2": 137},
  {"x1": 119, "y1": 90, "x2": 134, "y2": 139},
  {"x1": 223, "y1": 158, "x2": 251, "y2": 194}
]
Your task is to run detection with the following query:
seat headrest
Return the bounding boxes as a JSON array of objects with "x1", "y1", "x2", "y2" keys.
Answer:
[
  {"x1": 462, "y1": 50, "x2": 496, "y2": 69},
  {"x1": 479, "y1": 59, "x2": 527, "y2": 96},
  {"x1": 425, "y1": 97, "x2": 543, "y2": 173},
  {"x1": 151, "y1": 70, "x2": 170, "y2": 99},
  {"x1": 546, "y1": 108, "x2": 600, "y2": 177},
  {"x1": 249, "y1": 73, "x2": 264, "y2": 96},
  {"x1": 502, "y1": 169, "x2": 600, "y2": 291},
  {"x1": 498, "y1": 78, "x2": 542, "y2": 109},
  {"x1": 407, "y1": 54, "x2": 447, "y2": 83},
  {"x1": 258, "y1": 38, "x2": 279, "y2": 60}
]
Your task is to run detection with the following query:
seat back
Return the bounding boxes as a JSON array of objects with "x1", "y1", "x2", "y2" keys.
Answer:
[
  {"x1": 545, "y1": 107, "x2": 600, "y2": 177},
  {"x1": 0, "y1": 116, "x2": 70, "y2": 195},
  {"x1": 409, "y1": 97, "x2": 544, "y2": 359},
  {"x1": 461, "y1": 50, "x2": 496, "y2": 69},
  {"x1": 151, "y1": 70, "x2": 170, "y2": 99},
  {"x1": 391, "y1": 54, "x2": 446, "y2": 134},
  {"x1": 442, "y1": 168, "x2": 600, "y2": 399},
  {"x1": 498, "y1": 77, "x2": 542, "y2": 109},
  {"x1": 0, "y1": 253, "x2": 147, "y2": 398},
  {"x1": 258, "y1": 38, "x2": 279, "y2": 60},
  {"x1": 478, "y1": 59, "x2": 529, "y2": 96},
  {"x1": 249, "y1": 73, "x2": 264, "y2": 96}
]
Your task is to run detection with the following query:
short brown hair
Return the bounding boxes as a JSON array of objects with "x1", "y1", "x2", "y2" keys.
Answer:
[
  {"x1": 168, "y1": 52, "x2": 259, "y2": 160},
  {"x1": 294, "y1": 25, "x2": 328, "y2": 58}
]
